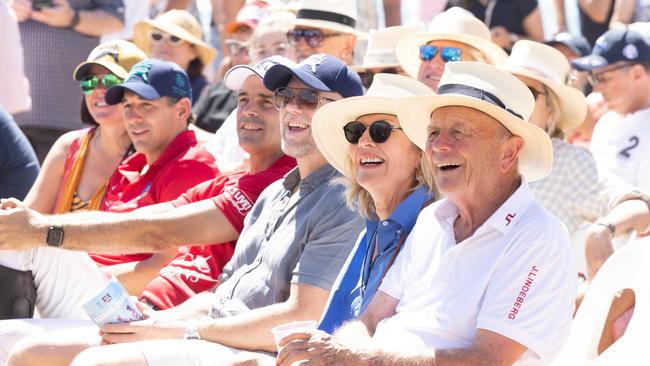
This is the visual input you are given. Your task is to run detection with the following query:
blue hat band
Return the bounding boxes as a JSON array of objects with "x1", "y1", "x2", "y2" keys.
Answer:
[{"x1": 438, "y1": 83, "x2": 523, "y2": 119}]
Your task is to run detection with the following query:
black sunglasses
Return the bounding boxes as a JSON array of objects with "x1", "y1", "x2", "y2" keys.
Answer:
[
  {"x1": 286, "y1": 29, "x2": 341, "y2": 48},
  {"x1": 343, "y1": 120, "x2": 402, "y2": 144},
  {"x1": 273, "y1": 87, "x2": 336, "y2": 110}
]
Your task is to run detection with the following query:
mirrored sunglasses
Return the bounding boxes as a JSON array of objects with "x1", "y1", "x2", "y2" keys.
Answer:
[
  {"x1": 79, "y1": 74, "x2": 123, "y2": 95},
  {"x1": 150, "y1": 31, "x2": 183, "y2": 45},
  {"x1": 273, "y1": 87, "x2": 336, "y2": 110},
  {"x1": 343, "y1": 120, "x2": 402, "y2": 144},
  {"x1": 419, "y1": 45, "x2": 462, "y2": 63},
  {"x1": 286, "y1": 29, "x2": 341, "y2": 48}
]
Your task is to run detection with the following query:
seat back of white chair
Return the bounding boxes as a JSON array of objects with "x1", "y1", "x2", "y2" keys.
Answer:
[{"x1": 553, "y1": 239, "x2": 650, "y2": 364}]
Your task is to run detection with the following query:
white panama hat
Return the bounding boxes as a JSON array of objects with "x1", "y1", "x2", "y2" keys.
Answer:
[
  {"x1": 312, "y1": 74, "x2": 433, "y2": 178},
  {"x1": 396, "y1": 7, "x2": 508, "y2": 79},
  {"x1": 291, "y1": 0, "x2": 368, "y2": 38},
  {"x1": 397, "y1": 61, "x2": 553, "y2": 182},
  {"x1": 504, "y1": 40, "x2": 587, "y2": 131}
]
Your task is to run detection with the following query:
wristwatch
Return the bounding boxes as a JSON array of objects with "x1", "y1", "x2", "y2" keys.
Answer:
[
  {"x1": 183, "y1": 322, "x2": 202, "y2": 340},
  {"x1": 46, "y1": 225, "x2": 64, "y2": 247}
]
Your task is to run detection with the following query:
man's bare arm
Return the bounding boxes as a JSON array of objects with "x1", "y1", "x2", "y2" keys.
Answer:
[
  {"x1": 0, "y1": 199, "x2": 238, "y2": 253},
  {"x1": 200, "y1": 283, "x2": 330, "y2": 352}
]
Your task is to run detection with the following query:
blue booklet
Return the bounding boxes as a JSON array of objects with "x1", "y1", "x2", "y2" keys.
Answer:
[{"x1": 83, "y1": 276, "x2": 144, "y2": 326}]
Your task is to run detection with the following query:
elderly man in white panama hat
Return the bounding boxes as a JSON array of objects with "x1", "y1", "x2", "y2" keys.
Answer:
[
  {"x1": 288, "y1": 0, "x2": 366, "y2": 64},
  {"x1": 396, "y1": 7, "x2": 507, "y2": 91},
  {"x1": 504, "y1": 40, "x2": 650, "y2": 283},
  {"x1": 276, "y1": 62, "x2": 577, "y2": 366},
  {"x1": 352, "y1": 26, "x2": 419, "y2": 89}
]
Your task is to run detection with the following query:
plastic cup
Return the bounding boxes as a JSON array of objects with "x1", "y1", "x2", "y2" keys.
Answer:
[{"x1": 270, "y1": 320, "x2": 317, "y2": 351}]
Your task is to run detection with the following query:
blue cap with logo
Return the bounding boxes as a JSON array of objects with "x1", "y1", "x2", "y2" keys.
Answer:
[
  {"x1": 105, "y1": 59, "x2": 193, "y2": 105},
  {"x1": 571, "y1": 28, "x2": 650, "y2": 71},
  {"x1": 263, "y1": 54, "x2": 363, "y2": 98}
]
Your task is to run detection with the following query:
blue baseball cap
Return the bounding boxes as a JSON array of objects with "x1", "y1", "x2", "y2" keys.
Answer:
[
  {"x1": 263, "y1": 54, "x2": 363, "y2": 98},
  {"x1": 546, "y1": 32, "x2": 591, "y2": 58},
  {"x1": 105, "y1": 59, "x2": 193, "y2": 105},
  {"x1": 571, "y1": 28, "x2": 650, "y2": 71}
]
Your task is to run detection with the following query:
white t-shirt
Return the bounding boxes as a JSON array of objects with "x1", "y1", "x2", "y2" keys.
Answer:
[
  {"x1": 590, "y1": 108, "x2": 650, "y2": 193},
  {"x1": 375, "y1": 182, "x2": 576, "y2": 365}
]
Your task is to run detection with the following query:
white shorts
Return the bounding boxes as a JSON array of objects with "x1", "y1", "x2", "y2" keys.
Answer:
[
  {"x1": 0, "y1": 248, "x2": 108, "y2": 318},
  {"x1": 137, "y1": 339, "x2": 242, "y2": 366}
]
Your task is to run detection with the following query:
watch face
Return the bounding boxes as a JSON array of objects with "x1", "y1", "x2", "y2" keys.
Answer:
[{"x1": 47, "y1": 226, "x2": 64, "y2": 247}]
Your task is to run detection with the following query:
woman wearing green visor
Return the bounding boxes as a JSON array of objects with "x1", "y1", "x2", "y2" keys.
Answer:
[{"x1": 26, "y1": 40, "x2": 146, "y2": 214}]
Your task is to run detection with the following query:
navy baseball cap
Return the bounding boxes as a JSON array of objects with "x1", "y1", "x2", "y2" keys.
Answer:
[
  {"x1": 105, "y1": 59, "x2": 192, "y2": 105},
  {"x1": 546, "y1": 32, "x2": 591, "y2": 58},
  {"x1": 263, "y1": 54, "x2": 363, "y2": 98},
  {"x1": 571, "y1": 28, "x2": 650, "y2": 71}
]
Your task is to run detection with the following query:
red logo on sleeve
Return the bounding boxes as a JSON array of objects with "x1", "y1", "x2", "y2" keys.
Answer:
[
  {"x1": 508, "y1": 265, "x2": 539, "y2": 320},
  {"x1": 505, "y1": 213, "x2": 516, "y2": 226}
]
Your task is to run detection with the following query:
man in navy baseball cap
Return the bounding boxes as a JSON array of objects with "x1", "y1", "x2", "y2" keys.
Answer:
[
  {"x1": 105, "y1": 59, "x2": 193, "y2": 105},
  {"x1": 262, "y1": 53, "x2": 363, "y2": 160},
  {"x1": 104, "y1": 59, "x2": 198, "y2": 164},
  {"x1": 571, "y1": 28, "x2": 650, "y2": 72}
]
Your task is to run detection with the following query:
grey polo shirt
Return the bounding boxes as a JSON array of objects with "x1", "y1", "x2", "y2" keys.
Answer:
[{"x1": 210, "y1": 164, "x2": 364, "y2": 318}]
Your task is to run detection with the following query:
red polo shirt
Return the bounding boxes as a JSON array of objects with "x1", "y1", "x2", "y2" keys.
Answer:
[
  {"x1": 90, "y1": 130, "x2": 219, "y2": 266},
  {"x1": 140, "y1": 154, "x2": 296, "y2": 309}
]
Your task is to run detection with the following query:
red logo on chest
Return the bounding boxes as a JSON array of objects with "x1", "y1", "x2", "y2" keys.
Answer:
[{"x1": 505, "y1": 213, "x2": 516, "y2": 225}]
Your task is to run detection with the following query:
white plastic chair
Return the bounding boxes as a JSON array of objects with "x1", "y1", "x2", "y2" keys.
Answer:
[{"x1": 552, "y1": 238, "x2": 650, "y2": 365}]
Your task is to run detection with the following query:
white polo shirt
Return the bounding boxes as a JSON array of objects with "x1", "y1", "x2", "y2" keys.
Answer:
[
  {"x1": 374, "y1": 182, "x2": 576, "y2": 365},
  {"x1": 590, "y1": 108, "x2": 650, "y2": 193}
]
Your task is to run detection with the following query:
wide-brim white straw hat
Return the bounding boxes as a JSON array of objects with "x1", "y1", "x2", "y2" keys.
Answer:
[
  {"x1": 312, "y1": 74, "x2": 433, "y2": 178},
  {"x1": 503, "y1": 40, "x2": 587, "y2": 131},
  {"x1": 134, "y1": 9, "x2": 217, "y2": 67},
  {"x1": 291, "y1": 0, "x2": 368, "y2": 38},
  {"x1": 397, "y1": 61, "x2": 553, "y2": 182},
  {"x1": 396, "y1": 7, "x2": 508, "y2": 79},
  {"x1": 351, "y1": 26, "x2": 420, "y2": 71}
]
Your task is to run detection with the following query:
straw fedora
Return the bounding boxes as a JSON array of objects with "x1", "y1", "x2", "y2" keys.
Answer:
[
  {"x1": 395, "y1": 7, "x2": 508, "y2": 79},
  {"x1": 503, "y1": 40, "x2": 587, "y2": 131},
  {"x1": 397, "y1": 62, "x2": 553, "y2": 182},
  {"x1": 291, "y1": 0, "x2": 368, "y2": 38},
  {"x1": 73, "y1": 40, "x2": 147, "y2": 80},
  {"x1": 312, "y1": 74, "x2": 433, "y2": 178},
  {"x1": 351, "y1": 26, "x2": 420, "y2": 71},
  {"x1": 134, "y1": 10, "x2": 217, "y2": 67}
]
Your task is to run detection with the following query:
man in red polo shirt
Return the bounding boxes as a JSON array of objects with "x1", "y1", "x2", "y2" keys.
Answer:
[{"x1": 88, "y1": 59, "x2": 219, "y2": 292}]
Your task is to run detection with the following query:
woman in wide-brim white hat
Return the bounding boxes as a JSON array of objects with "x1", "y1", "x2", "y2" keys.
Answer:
[
  {"x1": 310, "y1": 73, "x2": 436, "y2": 332},
  {"x1": 134, "y1": 9, "x2": 217, "y2": 101},
  {"x1": 396, "y1": 7, "x2": 508, "y2": 91}
]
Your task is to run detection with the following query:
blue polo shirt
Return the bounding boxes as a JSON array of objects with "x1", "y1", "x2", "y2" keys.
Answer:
[{"x1": 318, "y1": 186, "x2": 433, "y2": 334}]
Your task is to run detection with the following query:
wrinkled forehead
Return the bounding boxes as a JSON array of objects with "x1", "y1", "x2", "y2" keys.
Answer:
[{"x1": 429, "y1": 105, "x2": 498, "y2": 129}]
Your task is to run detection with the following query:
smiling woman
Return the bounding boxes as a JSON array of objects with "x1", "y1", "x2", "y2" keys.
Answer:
[{"x1": 309, "y1": 73, "x2": 436, "y2": 333}]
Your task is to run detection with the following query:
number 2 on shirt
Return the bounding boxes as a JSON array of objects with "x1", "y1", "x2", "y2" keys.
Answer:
[{"x1": 619, "y1": 136, "x2": 640, "y2": 159}]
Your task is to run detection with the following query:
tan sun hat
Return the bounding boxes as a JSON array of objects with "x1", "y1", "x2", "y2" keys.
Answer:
[
  {"x1": 133, "y1": 9, "x2": 217, "y2": 66},
  {"x1": 312, "y1": 74, "x2": 433, "y2": 178},
  {"x1": 395, "y1": 7, "x2": 508, "y2": 79},
  {"x1": 397, "y1": 61, "x2": 553, "y2": 182},
  {"x1": 73, "y1": 40, "x2": 148, "y2": 80},
  {"x1": 503, "y1": 40, "x2": 587, "y2": 131},
  {"x1": 291, "y1": 0, "x2": 368, "y2": 39},
  {"x1": 351, "y1": 26, "x2": 420, "y2": 71}
]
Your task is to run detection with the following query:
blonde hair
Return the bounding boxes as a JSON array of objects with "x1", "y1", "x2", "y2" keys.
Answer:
[
  {"x1": 543, "y1": 85, "x2": 564, "y2": 139},
  {"x1": 338, "y1": 151, "x2": 437, "y2": 219}
]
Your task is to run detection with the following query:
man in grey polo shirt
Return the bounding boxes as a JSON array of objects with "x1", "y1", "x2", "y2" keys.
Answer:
[{"x1": 1, "y1": 54, "x2": 364, "y2": 366}]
